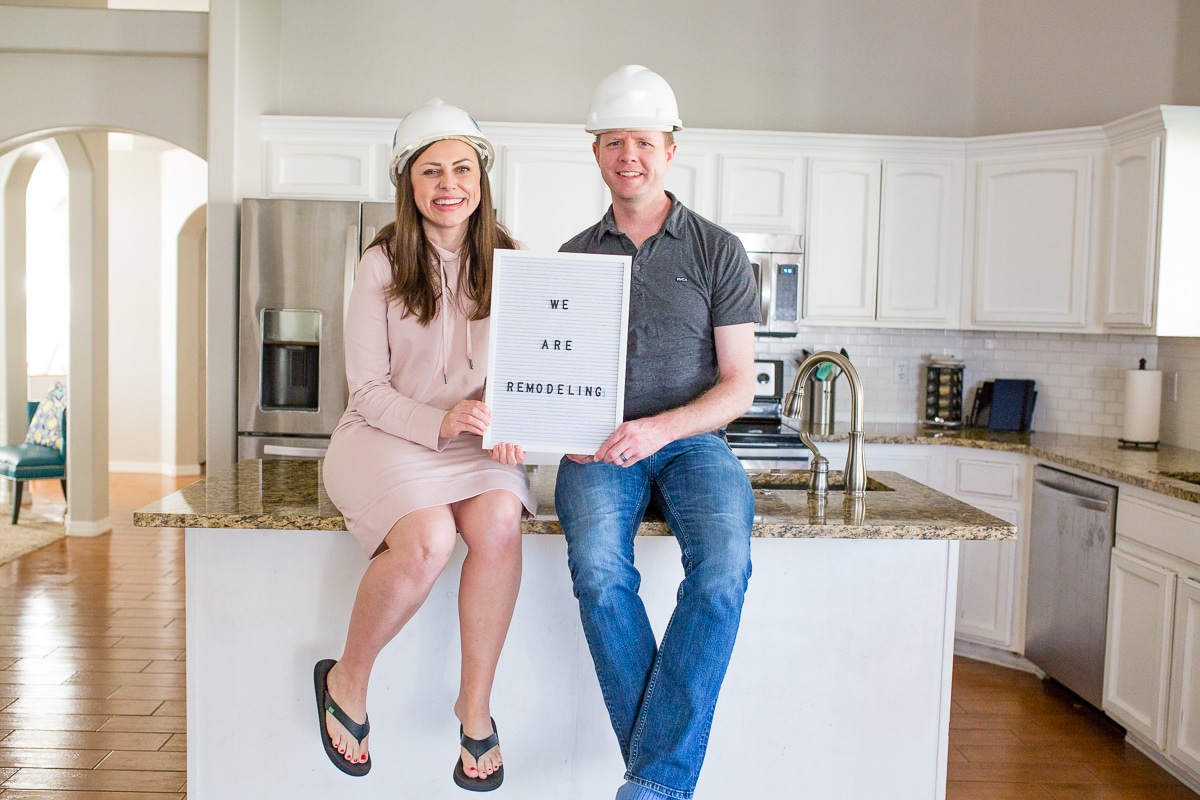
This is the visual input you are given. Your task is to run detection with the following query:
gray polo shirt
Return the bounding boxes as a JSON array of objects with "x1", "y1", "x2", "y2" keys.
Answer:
[{"x1": 561, "y1": 193, "x2": 760, "y2": 423}]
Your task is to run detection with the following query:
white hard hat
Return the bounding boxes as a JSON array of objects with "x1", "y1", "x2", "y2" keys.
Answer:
[
  {"x1": 389, "y1": 98, "x2": 495, "y2": 186},
  {"x1": 585, "y1": 65, "x2": 683, "y2": 134}
]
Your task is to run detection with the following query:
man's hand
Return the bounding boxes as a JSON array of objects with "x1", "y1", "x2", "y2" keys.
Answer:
[{"x1": 593, "y1": 417, "x2": 673, "y2": 468}]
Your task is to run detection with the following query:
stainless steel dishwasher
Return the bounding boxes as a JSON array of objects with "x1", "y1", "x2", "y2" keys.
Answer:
[{"x1": 1025, "y1": 464, "x2": 1118, "y2": 709}]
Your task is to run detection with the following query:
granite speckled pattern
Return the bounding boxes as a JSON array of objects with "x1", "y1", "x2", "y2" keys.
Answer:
[
  {"x1": 134, "y1": 458, "x2": 1014, "y2": 540},
  {"x1": 811, "y1": 423, "x2": 1200, "y2": 505},
  {"x1": 136, "y1": 428, "x2": 1200, "y2": 540}
]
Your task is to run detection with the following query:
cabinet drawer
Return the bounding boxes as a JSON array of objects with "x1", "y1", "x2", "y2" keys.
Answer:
[
  {"x1": 955, "y1": 458, "x2": 1021, "y2": 501},
  {"x1": 1117, "y1": 494, "x2": 1200, "y2": 566}
]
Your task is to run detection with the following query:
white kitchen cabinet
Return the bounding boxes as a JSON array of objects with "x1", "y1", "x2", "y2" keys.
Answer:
[
  {"x1": 1101, "y1": 106, "x2": 1200, "y2": 336},
  {"x1": 665, "y1": 149, "x2": 718, "y2": 221},
  {"x1": 499, "y1": 146, "x2": 610, "y2": 252},
  {"x1": 965, "y1": 150, "x2": 1098, "y2": 330},
  {"x1": 1102, "y1": 487, "x2": 1200, "y2": 790},
  {"x1": 1100, "y1": 133, "x2": 1162, "y2": 329},
  {"x1": 1103, "y1": 548, "x2": 1176, "y2": 748},
  {"x1": 1169, "y1": 577, "x2": 1200, "y2": 775},
  {"x1": 804, "y1": 159, "x2": 881, "y2": 322},
  {"x1": 717, "y1": 153, "x2": 803, "y2": 234},
  {"x1": 805, "y1": 157, "x2": 961, "y2": 326},
  {"x1": 947, "y1": 450, "x2": 1029, "y2": 651},
  {"x1": 877, "y1": 160, "x2": 962, "y2": 324}
]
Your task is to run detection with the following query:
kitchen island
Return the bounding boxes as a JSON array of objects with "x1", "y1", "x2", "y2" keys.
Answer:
[{"x1": 136, "y1": 459, "x2": 1013, "y2": 800}]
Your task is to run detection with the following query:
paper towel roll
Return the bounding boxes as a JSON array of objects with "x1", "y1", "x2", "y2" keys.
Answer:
[{"x1": 1123, "y1": 368, "x2": 1163, "y2": 443}]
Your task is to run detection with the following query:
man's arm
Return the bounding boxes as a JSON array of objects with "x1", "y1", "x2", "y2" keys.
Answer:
[{"x1": 588, "y1": 323, "x2": 756, "y2": 466}]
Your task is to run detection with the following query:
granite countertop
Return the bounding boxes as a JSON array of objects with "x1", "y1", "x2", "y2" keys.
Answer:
[
  {"x1": 133, "y1": 459, "x2": 1014, "y2": 541},
  {"x1": 815, "y1": 423, "x2": 1200, "y2": 505},
  {"x1": 133, "y1": 427, "x2": 1200, "y2": 539}
]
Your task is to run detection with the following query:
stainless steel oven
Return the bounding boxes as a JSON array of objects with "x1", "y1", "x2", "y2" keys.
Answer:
[
  {"x1": 736, "y1": 233, "x2": 803, "y2": 337},
  {"x1": 727, "y1": 359, "x2": 810, "y2": 470}
]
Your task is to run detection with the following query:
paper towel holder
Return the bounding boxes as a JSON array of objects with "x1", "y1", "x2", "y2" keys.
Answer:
[{"x1": 1118, "y1": 358, "x2": 1160, "y2": 451}]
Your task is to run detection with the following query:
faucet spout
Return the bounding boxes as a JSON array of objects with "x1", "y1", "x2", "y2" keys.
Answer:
[{"x1": 784, "y1": 351, "x2": 867, "y2": 498}]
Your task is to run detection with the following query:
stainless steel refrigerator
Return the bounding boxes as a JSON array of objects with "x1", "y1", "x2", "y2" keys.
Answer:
[{"x1": 237, "y1": 198, "x2": 393, "y2": 460}]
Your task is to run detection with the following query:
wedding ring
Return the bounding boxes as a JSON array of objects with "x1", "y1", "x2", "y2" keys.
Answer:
[{"x1": 620, "y1": 453, "x2": 629, "y2": 463}]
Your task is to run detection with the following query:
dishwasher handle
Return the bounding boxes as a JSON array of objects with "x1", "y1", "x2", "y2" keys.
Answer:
[{"x1": 1034, "y1": 476, "x2": 1111, "y2": 513}]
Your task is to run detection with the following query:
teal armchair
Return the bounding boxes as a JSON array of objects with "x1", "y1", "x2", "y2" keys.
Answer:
[{"x1": 0, "y1": 399, "x2": 67, "y2": 524}]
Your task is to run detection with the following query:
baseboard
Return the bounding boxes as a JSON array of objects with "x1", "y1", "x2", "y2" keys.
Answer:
[
  {"x1": 953, "y1": 638, "x2": 1042, "y2": 675},
  {"x1": 1123, "y1": 730, "x2": 1200, "y2": 795},
  {"x1": 108, "y1": 461, "x2": 203, "y2": 476},
  {"x1": 108, "y1": 461, "x2": 166, "y2": 474},
  {"x1": 65, "y1": 515, "x2": 112, "y2": 537}
]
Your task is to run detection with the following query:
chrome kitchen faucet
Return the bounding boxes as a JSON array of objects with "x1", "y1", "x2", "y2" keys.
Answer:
[{"x1": 783, "y1": 351, "x2": 867, "y2": 498}]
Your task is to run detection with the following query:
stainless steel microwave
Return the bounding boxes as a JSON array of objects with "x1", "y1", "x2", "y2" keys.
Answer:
[{"x1": 736, "y1": 233, "x2": 804, "y2": 336}]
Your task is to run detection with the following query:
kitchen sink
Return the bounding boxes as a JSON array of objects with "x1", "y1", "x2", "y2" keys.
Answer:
[
  {"x1": 748, "y1": 471, "x2": 893, "y2": 492},
  {"x1": 1155, "y1": 470, "x2": 1200, "y2": 486}
]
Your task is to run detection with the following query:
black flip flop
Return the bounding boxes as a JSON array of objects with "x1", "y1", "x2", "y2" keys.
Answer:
[
  {"x1": 453, "y1": 716, "x2": 504, "y2": 791},
  {"x1": 313, "y1": 658, "x2": 371, "y2": 777}
]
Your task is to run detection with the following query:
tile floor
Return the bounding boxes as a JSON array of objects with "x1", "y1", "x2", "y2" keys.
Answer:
[{"x1": 0, "y1": 474, "x2": 1196, "y2": 798}]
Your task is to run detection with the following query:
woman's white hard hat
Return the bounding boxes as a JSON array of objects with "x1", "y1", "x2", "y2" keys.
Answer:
[
  {"x1": 585, "y1": 65, "x2": 683, "y2": 134},
  {"x1": 389, "y1": 98, "x2": 495, "y2": 186}
]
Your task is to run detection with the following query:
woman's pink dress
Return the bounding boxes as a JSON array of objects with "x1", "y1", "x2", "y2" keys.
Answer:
[{"x1": 323, "y1": 242, "x2": 536, "y2": 557}]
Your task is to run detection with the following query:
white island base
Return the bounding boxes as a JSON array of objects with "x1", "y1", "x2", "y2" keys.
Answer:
[{"x1": 186, "y1": 529, "x2": 960, "y2": 799}]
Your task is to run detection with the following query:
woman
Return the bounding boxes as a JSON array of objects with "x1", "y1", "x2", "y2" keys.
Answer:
[{"x1": 315, "y1": 98, "x2": 535, "y2": 791}]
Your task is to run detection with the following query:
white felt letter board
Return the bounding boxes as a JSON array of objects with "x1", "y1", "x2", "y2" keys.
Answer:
[{"x1": 483, "y1": 249, "x2": 631, "y2": 453}]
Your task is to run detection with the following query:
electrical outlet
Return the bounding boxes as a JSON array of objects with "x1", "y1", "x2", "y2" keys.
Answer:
[{"x1": 894, "y1": 359, "x2": 909, "y2": 384}]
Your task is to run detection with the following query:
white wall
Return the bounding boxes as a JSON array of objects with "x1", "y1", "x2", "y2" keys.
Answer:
[
  {"x1": 272, "y1": 0, "x2": 1197, "y2": 138},
  {"x1": 975, "y1": 0, "x2": 1196, "y2": 135},
  {"x1": 1158, "y1": 337, "x2": 1200, "y2": 452},
  {"x1": 109, "y1": 146, "x2": 165, "y2": 470},
  {"x1": 0, "y1": 7, "x2": 207, "y2": 157},
  {"x1": 108, "y1": 136, "x2": 206, "y2": 474}
]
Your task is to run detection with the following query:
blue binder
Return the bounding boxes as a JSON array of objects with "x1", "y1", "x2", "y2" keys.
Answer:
[{"x1": 988, "y1": 379, "x2": 1037, "y2": 432}]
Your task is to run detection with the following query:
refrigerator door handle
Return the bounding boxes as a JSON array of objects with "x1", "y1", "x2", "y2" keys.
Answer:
[
  {"x1": 1033, "y1": 476, "x2": 1111, "y2": 513},
  {"x1": 343, "y1": 224, "x2": 359, "y2": 323}
]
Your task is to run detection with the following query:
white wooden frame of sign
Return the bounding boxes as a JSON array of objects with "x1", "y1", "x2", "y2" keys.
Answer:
[{"x1": 483, "y1": 249, "x2": 631, "y2": 454}]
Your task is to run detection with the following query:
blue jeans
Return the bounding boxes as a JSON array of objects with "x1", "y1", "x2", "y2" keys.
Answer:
[{"x1": 555, "y1": 434, "x2": 754, "y2": 800}]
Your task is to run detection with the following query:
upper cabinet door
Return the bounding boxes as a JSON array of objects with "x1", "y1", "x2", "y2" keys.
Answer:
[
  {"x1": 1102, "y1": 135, "x2": 1162, "y2": 329},
  {"x1": 717, "y1": 154, "x2": 803, "y2": 234},
  {"x1": 666, "y1": 149, "x2": 717, "y2": 221},
  {"x1": 968, "y1": 153, "x2": 1096, "y2": 329},
  {"x1": 499, "y1": 147, "x2": 610, "y2": 252},
  {"x1": 878, "y1": 160, "x2": 962, "y2": 324},
  {"x1": 804, "y1": 159, "x2": 881, "y2": 321}
]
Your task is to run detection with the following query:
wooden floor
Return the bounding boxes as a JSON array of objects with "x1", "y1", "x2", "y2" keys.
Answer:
[{"x1": 0, "y1": 475, "x2": 1196, "y2": 798}]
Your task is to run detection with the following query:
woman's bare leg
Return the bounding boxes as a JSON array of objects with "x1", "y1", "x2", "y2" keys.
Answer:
[
  {"x1": 324, "y1": 505, "x2": 458, "y2": 766},
  {"x1": 451, "y1": 490, "x2": 524, "y2": 780}
]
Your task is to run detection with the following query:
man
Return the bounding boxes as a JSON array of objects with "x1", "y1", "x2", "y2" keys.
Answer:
[{"x1": 554, "y1": 65, "x2": 760, "y2": 800}]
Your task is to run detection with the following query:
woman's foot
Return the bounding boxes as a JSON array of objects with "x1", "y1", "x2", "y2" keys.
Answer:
[
  {"x1": 324, "y1": 661, "x2": 370, "y2": 767},
  {"x1": 457, "y1": 716, "x2": 502, "y2": 780},
  {"x1": 453, "y1": 697, "x2": 503, "y2": 787}
]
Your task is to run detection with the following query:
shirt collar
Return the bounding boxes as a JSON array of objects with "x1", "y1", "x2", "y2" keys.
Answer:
[{"x1": 600, "y1": 191, "x2": 685, "y2": 242}]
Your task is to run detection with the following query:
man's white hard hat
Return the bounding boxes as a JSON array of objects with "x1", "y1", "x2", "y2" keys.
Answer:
[
  {"x1": 389, "y1": 98, "x2": 495, "y2": 187},
  {"x1": 585, "y1": 65, "x2": 683, "y2": 134}
]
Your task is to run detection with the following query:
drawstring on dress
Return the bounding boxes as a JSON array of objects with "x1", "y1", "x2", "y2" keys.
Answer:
[{"x1": 437, "y1": 255, "x2": 475, "y2": 385}]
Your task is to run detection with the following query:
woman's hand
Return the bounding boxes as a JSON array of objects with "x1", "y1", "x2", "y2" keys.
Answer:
[
  {"x1": 440, "y1": 400, "x2": 491, "y2": 439},
  {"x1": 489, "y1": 442, "x2": 526, "y2": 466}
]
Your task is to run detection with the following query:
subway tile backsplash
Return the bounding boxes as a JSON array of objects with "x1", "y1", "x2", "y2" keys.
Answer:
[{"x1": 755, "y1": 328, "x2": 1158, "y2": 440}]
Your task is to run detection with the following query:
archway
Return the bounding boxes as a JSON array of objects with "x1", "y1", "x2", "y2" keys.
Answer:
[{"x1": 1, "y1": 129, "x2": 208, "y2": 534}]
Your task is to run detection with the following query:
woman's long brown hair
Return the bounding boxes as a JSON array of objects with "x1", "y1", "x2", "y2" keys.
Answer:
[{"x1": 366, "y1": 141, "x2": 514, "y2": 325}]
